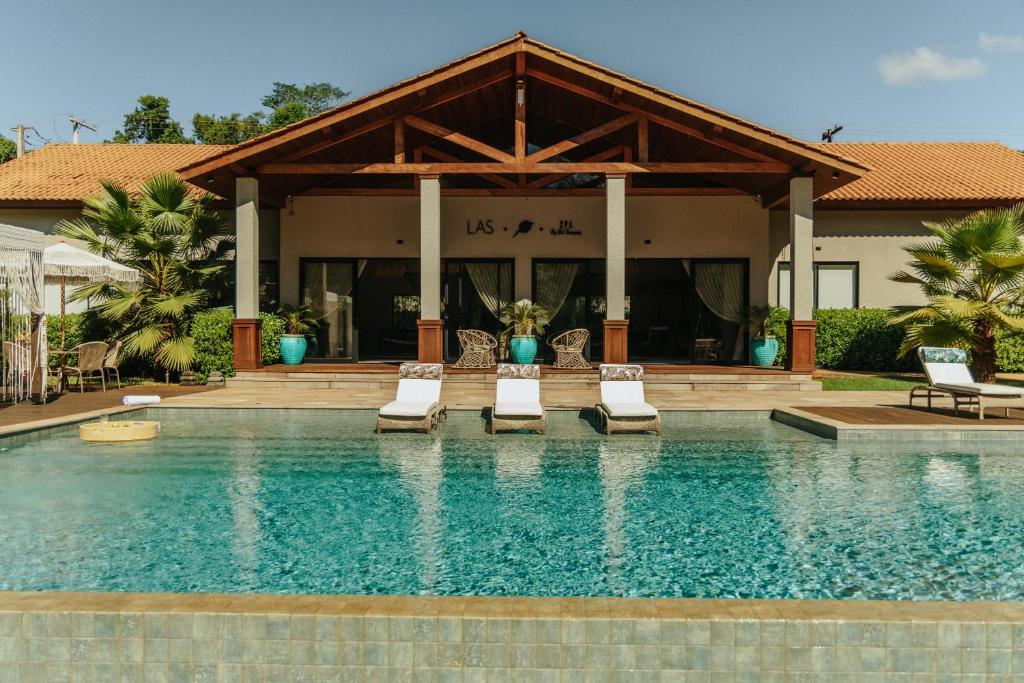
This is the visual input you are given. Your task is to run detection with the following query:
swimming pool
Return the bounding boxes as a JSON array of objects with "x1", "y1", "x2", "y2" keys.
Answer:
[{"x1": 2, "y1": 408, "x2": 1023, "y2": 601}]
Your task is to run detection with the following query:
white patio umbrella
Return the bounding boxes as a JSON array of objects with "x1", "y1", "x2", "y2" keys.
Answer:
[{"x1": 43, "y1": 241, "x2": 140, "y2": 348}]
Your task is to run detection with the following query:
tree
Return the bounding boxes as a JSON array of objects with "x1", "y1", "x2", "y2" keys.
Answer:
[
  {"x1": 890, "y1": 203, "x2": 1024, "y2": 381},
  {"x1": 111, "y1": 96, "x2": 192, "y2": 144},
  {"x1": 266, "y1": 101, "x2": 309, "y2": 130},
  {"x1": 54, "y1": 173, "x2": 234, "y2": 378},
  {"x1": 262, "y1": 81, "x2": 349, "y2": 116},
  {"x1": 0, "y1": 133, "x2": 16, "y2": 163},
  {"x1": 192, "y1": 112, "x2": 265, "y2": 144}
]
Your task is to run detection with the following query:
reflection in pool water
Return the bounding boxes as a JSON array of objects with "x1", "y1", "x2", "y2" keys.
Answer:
[{"x1": 1, "y1": 408, "x2": 1023, "y2": 601}]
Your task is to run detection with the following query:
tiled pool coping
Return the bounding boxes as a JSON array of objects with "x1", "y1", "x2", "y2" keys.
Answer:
[
  {"x1": 3, "y1": 591, "x2": 1023, "y2": 680},
  {"x1": 773, "y1": 407, "x2": 1024, "y2": 441}
]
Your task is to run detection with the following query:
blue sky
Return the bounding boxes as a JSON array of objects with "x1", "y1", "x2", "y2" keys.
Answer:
[{"x1": 3, "y1": 0, "x2": 1023, "y2": 150}]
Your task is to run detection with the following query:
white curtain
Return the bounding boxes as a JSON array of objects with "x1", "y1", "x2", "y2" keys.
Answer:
[
  {"x1": 465, "y1": 263, "x2": 512, "y2": 319},
  {"x1": 0, "y1": 224, "x2": 47, "y2": 402},
  {"x1": 305, "y1": 262, "x2": 355, "y2": 319},
  {"x1": 692, "y1": 261, "x2": 746, "y2": 361},
  {"x1": 535, "y1": 263, "x2": 580, "y2": 320}
]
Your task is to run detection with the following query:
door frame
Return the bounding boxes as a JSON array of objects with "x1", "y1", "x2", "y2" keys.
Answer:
[{"x1": 441, "y1": 258, "x2": 516, "y2": 361}]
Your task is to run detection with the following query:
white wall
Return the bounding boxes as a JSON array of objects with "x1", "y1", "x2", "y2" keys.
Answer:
[
  {"x1": 278, "y1": 194, "x2": 771, "y2": 306},
  {"x1": 768, "y1": 208, "x2": 970, "y2": 309}
]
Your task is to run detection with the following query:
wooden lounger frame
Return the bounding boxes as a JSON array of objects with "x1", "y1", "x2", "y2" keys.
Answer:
[{"x1": 376, "y1": 404, "x2": 447, "y2": 433}]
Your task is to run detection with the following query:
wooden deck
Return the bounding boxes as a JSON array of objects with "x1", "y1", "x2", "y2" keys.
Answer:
[
  {"x1": 801, "y1": 404, "x2": 1024, "y2": 426},
  {"x1": 0, "y1": 386, "x2": 216, "y2": 430},
  {"x1": 258, "y1": 363, "x2": 800, "y2": 376}
]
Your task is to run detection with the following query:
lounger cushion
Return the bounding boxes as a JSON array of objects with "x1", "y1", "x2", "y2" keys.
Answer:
[
  {"x1": 379, "y1": 400, "x2": 438, "y2": 418},
  {"x1": 494, "y1": 401, "x2": 544, "y2": 417},
  {"x1": 394, "y1": 378, "x2": 442, "y2": 404},
  {"x1": 600, "y1": 401, "x2": 659, "y2": 418},
  {"x1": 934, "y1": 382, "x2": 1024, "y2": 397}
]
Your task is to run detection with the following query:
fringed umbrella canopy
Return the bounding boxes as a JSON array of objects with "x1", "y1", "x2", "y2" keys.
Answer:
[
  {"x1": 43, "y1": 241, "x2": 140, "y2": 285},
  {"x1": 43, "y1": 240, "x2": 140, "y2": 348},
  {"x1": 0, "y1": 223, "x2": 47, "y2": 403}
]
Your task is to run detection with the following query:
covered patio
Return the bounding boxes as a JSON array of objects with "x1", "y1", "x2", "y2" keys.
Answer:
[{"x1": 179, "y1": 33, "x2": 866, "y2": 372}]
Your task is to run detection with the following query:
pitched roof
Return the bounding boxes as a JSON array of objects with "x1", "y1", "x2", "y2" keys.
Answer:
[
  {"x1": 813, "y1": 142, "x2": 1024, "y2": 207},
  {"x1": 0, "y1": 144, "x2": 231, "y2": 206}
]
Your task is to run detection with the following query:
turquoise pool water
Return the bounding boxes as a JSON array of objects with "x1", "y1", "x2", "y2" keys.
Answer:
[{"x1": 2, "y1": 408, "x2": 1024, "y2": 601}]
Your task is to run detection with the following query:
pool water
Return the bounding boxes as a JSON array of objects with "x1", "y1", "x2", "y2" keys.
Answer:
[{"x1": 2, "y1": 408, "x2": 1024, "y2": 601}]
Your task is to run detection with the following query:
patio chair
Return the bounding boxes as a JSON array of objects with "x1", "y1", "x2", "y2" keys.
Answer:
[
  {"x1": 453, "y1": 329, "x2": 497, "y2": 368},
  {"x1": 548, "y1": 328, "x2": 590, "y2": 369},
  {"x1": 595, "y1": 364, "x2": 662, "y2": 435},
  {"x1": 910, "y1": 346, "x2": 1024, "y2": 420},
  {"x1": 376, "y1": 363, "x2": 447, "y2": 433},
  {"x1": 103, "y1": 340, "x2": 123, "y2": 389},
  {"x1": 62, "y1": 341, "x2": 109, "y2": 393},
  {"x1": 490, "y1": 364, "x2": 545, "y2": 434}
]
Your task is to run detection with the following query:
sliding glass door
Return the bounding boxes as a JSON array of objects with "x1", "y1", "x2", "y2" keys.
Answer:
[
  {"x1": 532, "y1": 259, "x2": 606, "y2": 363},
  {"x1": 300, "y1": 259, "x2": 357, "y2": 361},
  {"x1": 687, "y1": 259, "x2": 748, "y2": 363},
  {"x1": 442, "y1": 260, "x2": 514, "y2": 361}
]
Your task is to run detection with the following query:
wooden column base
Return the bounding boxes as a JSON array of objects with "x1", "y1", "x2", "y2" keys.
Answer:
[
  {"x1": 417, "y1": 319, "x2": 444, "y2": 364},
  {"x1": 232, "y1": 318, "x2": 263, "y2": 371},
  {"x1": 786, "y1": 319, "x2": 817, "y2": 373},
  {"x1": 603, "y1": 320, "x2": 629, "y2": 364}
]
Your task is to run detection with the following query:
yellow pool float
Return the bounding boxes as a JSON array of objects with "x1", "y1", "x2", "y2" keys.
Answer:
[{"x1": 80, "y1": 420, "x2": 160, "y2": 442}]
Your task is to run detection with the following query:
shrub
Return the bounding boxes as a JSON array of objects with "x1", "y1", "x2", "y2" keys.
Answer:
[
  {"x1": 996, "y1": 330, "x2": 1024, "y2": 373},
  {"x1": 814, "y1": 308, "x2": 917, "y2": 372},
  {"x1": 191, "y1": 308, "x2": 285, "y2": 382}
]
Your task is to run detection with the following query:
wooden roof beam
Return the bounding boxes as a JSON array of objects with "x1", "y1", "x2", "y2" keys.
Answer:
[
  {"x1": 419, "y1": 146, "x2": 517, "y2": 188},
  {"x1": 257, "y1": 161, "x2": 791, "y2": 174},
  {"x1": 527, "y1": 113, "x2": 638, "y2": 163},
  {"x1": 527, "y1": 69, "x2": 783, "y2": 165},
  {"x1": 404, "y1": 114, "x2": 515, "y2": 163},
  {"x1": 526, "y1": 145, "x2": 626, "y2": 188}
]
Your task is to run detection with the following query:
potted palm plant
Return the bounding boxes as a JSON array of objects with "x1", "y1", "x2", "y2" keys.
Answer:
[
  {"x1": 499, "y1": 299, "x2": 550, "y2": 364},
  {"x1": 743, "y1": 304, "x2": 782, "y2": 367},
  {"x1": 277, "y1": 304, "x2": 319, "y2": 365}
]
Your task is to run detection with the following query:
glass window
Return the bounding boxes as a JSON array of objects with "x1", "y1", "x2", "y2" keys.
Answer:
[
  {"x1": 816, "y1": 263, "x2": 858, "y2": 309},
  {"x1": 777, "y1": 262, "x2": 859, "y2": 309},
  {"x1": 301, "y1": 260, "x2": 355, "y2": 360}
]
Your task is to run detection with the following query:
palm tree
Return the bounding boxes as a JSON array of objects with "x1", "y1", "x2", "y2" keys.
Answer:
[
  {"x1": 889, "y1": 202, "x2": 1024, "y2": 382},
  {"x1": 55, "y1": 173, "x2": 234, "y2": 379}
]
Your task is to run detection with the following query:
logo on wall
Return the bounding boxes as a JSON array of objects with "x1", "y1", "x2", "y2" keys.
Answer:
[{"x1": 465, "y1": 218, "x2": 582, "y2": 237}]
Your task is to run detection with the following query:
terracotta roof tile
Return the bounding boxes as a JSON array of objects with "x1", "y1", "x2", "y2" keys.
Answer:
[
  {"x1": 812, "y1": 142, "x2": 1024, "y2": 205},
  {"x1": 0, "y1": 144, "x2": 232, "y2": 204}
]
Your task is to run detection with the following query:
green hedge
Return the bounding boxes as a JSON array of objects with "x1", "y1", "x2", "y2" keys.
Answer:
[
  {"x1": 191, "y1": 308, "x2": 285, "y2": 382},
  {"x1": 767, "y1": 308, "x2": 917, "y2": 372}
]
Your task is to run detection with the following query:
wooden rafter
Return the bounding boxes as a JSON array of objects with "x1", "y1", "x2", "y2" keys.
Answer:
[
  {"x1": 526, "y1": 113, "x2": 638, "y2": 163},
  {"x1": 403, "y1": 114, "x2": 514, "y2": 163},
  {"x1": 637, "y1": 117, "x2": 649, "y2": 163},
  {"x1": 526, "y1": 145, "x2": 626, "y2": 188},
  {"x1": 299, "y1": 186, "x2": 748, "y2": 197},
  {"x1": 394, "y1": 119, "x2": 405, "y2": 163},
  {"x1": 278, "y1": 69, "x2": 514, "y2": 163},
  {"x1": 257, "y1": 161, "x2": 790, "y2": 175},
  {"x1": 419, "y1": 147, "x2": 517, "y2": 188},
  {"x1": 527, "y1": 69, "x2": 784, "y2": 165}
]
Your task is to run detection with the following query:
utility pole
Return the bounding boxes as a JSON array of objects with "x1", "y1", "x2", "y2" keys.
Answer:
[
  {"x1": 13, "y1": 124, "x2": 25, "y2": 157},
  {"x1": 69, "y1": 114, "x2": 97, "y2": 144}
]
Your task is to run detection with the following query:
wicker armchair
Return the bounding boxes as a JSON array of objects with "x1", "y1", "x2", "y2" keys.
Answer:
[
  {"x1": 103, "y1": 340, "x2": 124, "y2": 389},
  {"x1": 62, "y1": 341, "x2": 109, "y2": 393},
  {"x1": 548, "y1": 328, "x2": 590, "y2": 369},
  {"x1": 454, "y1": 329, "x2": 498, "y2": 368}
]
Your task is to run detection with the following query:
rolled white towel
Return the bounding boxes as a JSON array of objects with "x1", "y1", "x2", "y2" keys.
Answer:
[{"x1": 122, "y1": 395, "x2": 161, "y2": 406}]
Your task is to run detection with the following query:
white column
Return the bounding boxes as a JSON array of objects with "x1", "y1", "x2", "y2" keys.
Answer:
[
  {"x1": 419, "y1": 175, "x2": 441, "y2": 319},
  {"x1": 605, "y1": 174, "x2": 626, "y2": 320},
  {"x1": 788, "y1": 176, "x2": 814, "y2": 320},
  {"x1": 235, "y1": 177, "x2": 260, "y2": 319}
]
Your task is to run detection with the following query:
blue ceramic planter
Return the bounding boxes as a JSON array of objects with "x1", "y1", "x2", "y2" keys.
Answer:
[
  {"x1": 280, "y1": 335, "x2": 308, "y2": 365},
  {"x1": 508, "y1": 336, "x2": 538, "y2": 364},
  {"x1": 751, "y1": 337, "x2": 779, "y2": 367}
]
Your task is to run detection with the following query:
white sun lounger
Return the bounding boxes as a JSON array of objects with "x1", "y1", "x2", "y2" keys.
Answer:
[
  {"x1": 376, "y1": 363, "x2": 447, "y2": 433},
  {"x1": 910, "y1": 346, "x2": 1024, "y2": 420},
  {"x1": 595, "y1": 364, "x2": 661, "y2": 435},
  {"x1": 490, "y1": 364, "x2": 545, "y2": 434}
]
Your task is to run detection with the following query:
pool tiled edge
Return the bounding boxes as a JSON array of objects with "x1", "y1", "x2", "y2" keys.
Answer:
[
  {"x1": 3, "y1": 591, "x2": 1023, "y2": 680},
  {"x1": 772, "y1": 407, "x2": 1024, "y2": 442}
]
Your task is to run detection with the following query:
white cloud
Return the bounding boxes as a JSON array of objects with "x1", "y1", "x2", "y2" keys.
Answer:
[
  {"x1": 979, "y1": 32, "x2": 1024, "y2": 53},
  {"x1": 878, "y1": 47, "x2": 987, "y2": 85}
]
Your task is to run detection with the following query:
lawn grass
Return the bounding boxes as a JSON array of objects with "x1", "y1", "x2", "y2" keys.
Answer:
[{"x1": 819, "y1": 375, "x2": 924, "y2": 391}]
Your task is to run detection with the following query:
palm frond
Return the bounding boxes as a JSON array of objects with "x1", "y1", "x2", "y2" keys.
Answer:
[{"x1": 154, "y1": 335, "x2": 196, "y2": 372}]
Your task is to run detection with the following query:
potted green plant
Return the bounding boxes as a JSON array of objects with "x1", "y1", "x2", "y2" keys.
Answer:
[
  {"x1": 277, "y1": 304, "x2": 319, "y2": 365},
  {"x1": 499, "y1": 299, "x2": 550, "y2": 364},
  {"x1": 742, "y1": 304, "x2": 781, "y2": 367}
]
